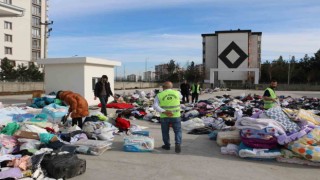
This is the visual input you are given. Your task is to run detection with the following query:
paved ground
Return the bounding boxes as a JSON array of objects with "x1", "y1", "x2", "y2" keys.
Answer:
[{"x1": 1, "y1": 89, "x2": 320, "y2": 179}]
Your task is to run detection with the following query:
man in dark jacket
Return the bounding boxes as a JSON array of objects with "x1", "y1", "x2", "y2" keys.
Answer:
[
  {"x1": 94, "y1": 75, "x2": 114, "y2": 116},
  {"x1": 180, "y1": 80, "x2": 190, "y2": 103}
]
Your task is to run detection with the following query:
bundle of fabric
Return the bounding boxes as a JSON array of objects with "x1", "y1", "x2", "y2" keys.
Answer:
[
  {"x1": 181, "y1": 118, "x2": 205, "y2": 131},
  {"x1": 235, "y1": 117, "x2": 286, "y2": 136},
  {"x1": 277, "y1": 149, "x2": 320, "y2": 167},
  {"x1": 240, "y1": 128, "x2": 279, "y2": 149},
  {"x1": 238, "y1": 142, "x2": 281, "y2": 159},
  {"x1": 283, "y1": 108, "x2": 320, "y2": 125},
  {"x1": 221, "y1": 143, "x2": 238, "y2": 156},
  {"x1": 265, "y1": 106, "x2": 300, "y2": 133},
  {"x1": 103, "y1": 103, "x2": 134, "y2": 109},
  {"x1": 236, "y1": 117, "x2": 284, "y2": 156},
  {"x1": 286, "y1": 127, "x2": 320, "y2": 162},
  {"x1": 216, "y1": 130, "x2": 241, "y2": 146}
]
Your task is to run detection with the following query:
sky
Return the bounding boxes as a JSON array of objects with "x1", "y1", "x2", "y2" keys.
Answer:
[{"x1": 48, "y1": 0, "x2": 320, "y2": 76}]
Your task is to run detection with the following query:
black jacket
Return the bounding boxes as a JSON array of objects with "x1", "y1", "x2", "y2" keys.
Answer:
[
  {"x1": 94, "y1": 81, "x2": 113, "y2": 97},
  {"x1": 180, "y1": 83, "x2": 190, "y2": 94}
]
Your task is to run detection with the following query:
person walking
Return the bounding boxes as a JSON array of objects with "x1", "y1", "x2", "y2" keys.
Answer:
[
  {"x1": 180, "y1": 80, "x2": 190, "y2": 103},
  {"x1": 153, "y1": 81, "x2": 182, "y2": 153},
  {"x1": 191, "y1": 81, "x2": 200, "y2": 103},
  {"x1": 94, "y1": 75, "x2": 114, "y2": 116},
  {"x1": 263, "y1": 79, "x2": 278, "y2": 110},
  {"x1": 56, "y1": 90, "x2": 89, "y2": 128}
]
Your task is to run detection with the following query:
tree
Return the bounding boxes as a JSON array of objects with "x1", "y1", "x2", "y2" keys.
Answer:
[
  {"x1": 16, "y1": 64, "x2": 28, "y2": 82},
  {"x1": 27, "y1": 62, "x2": 44, "y2": 81},
  {"x1": 0, "y1": 57, "x2": 16, "y2": 81}
]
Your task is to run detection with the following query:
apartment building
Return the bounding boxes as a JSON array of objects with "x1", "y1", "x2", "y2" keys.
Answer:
[
  {"x1": 155, "y1": 63, "x2": 168, "y2": 81},
  {"x1": 127, "y1": 74, "x2": 137, "y2": 82},
  {"x1": 202, "y1": 29, "x2": 261, "y2": 85},
  {"x1": 195, "y1": 64, "x2": 204, "y2": 76},
  {"x1": 143, "y1": 71, "x2": 155, "y2": 82},
  {"x1": 0, "y1": 0, "x2": 50, "y2": 67}
]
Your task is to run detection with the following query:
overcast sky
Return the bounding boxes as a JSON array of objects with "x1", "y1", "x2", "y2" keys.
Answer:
[{"x1": 47, "y1": 0, "x2": 320, "y2": 76}]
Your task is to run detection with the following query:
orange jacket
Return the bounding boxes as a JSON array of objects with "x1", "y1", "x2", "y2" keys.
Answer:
[{"x1": 58, "y1": 91, "x2": 89, "y2": 118}]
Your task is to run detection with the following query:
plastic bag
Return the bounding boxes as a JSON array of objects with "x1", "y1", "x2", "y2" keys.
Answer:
[{"x1": 123, "y1": 135, "x2": 154, "y2": 152}]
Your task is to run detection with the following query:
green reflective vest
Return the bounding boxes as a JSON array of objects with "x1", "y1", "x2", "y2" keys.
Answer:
[
  {"x1": 157, "y1": 89, "x2": 181, "y2": 118},
  {"x1": 264, "y1": 87, "x2": 277, "y2": 109},
  {"x1": 191, "y1": 84, "x2": 200, "y2": 94}
]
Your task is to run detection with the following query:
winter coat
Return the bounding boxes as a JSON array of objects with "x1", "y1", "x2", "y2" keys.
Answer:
[
  {"x1": 94, "y1": 81, "x2": 113, "y2": 97},
  {"x1": 58, "y1": 91, "x2": 89, "y2": 118}
]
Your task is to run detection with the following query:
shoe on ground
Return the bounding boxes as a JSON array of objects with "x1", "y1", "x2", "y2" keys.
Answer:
[
  {"x1": 175, "y1": 144, "x2": 181, "y2": 153},
  {"x1": 162, "y1": 145, "x2": 170, "y2": 150}
]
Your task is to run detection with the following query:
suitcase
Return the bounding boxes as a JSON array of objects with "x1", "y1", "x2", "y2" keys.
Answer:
[{"x1": 41, "y1": 152, "x2": 86, "y2": 179}]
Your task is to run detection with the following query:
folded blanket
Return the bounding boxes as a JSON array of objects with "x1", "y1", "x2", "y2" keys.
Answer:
[
  {"x1": 236, "y1": 117, "x2": 286, "y2": 136},
  {"x1": 287, "y1": 127, "x2": 320, "y2": 162},
  {"x1": 240, "y1": 127, "x2": 277, "y2": 140},
  {"x1": 265, "y1": 107, "x2": 300, "y2": 133},
  {"x1": 241, "y1": 136, "x2": 278, "y2": 149},
  {"x1": 277, "y1": 125, "x2": 314, "y2": 145},
  {"x1": 238, "y1": 142, "x2": 281, "y2": 159}
]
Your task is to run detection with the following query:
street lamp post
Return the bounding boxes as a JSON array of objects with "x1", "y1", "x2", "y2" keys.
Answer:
[{"x1": 40, "y1": 20, "x2": 53, "y2": 59}]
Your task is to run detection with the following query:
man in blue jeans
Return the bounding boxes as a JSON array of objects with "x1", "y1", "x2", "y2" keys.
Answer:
[{"x1": 153, "y1": 81, "x2": 182, "y2": 153}]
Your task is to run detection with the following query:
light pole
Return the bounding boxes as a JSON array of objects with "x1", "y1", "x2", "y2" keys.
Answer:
[{"x1": 40, "y1": 20, "x2": 53, "y2": 59}]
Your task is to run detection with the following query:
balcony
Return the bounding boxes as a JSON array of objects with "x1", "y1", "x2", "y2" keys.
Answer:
[{"x1": 0, "y1": 1, "x2": 24, "y2": 17}]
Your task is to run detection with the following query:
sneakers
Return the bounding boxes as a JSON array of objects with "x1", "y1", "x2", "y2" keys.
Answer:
[
  {"x1": 161, "y1": 145, "x2": 170, "y2": 150},
  {"x1": 175, "y1": 144, "x2": 181, "y2": 153}
]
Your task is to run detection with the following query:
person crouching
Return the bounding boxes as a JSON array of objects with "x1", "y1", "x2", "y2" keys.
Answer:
[{"x1": 56, "y1": 90, "x2": 89, "y2": 128}]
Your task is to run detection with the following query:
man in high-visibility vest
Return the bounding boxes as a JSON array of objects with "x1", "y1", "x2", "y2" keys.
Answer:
[
  {"x1": 263, "y1": 79, "x2": 278, "y2": 109},
  {"x1": 153, "y1": 81, "x2": 182, "y2": 153},
  {"x1": 191, "y1": 81, "x2": 200, "y2": 103}
]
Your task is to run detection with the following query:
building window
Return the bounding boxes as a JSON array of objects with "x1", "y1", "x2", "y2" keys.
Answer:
[
  {"x1": 32, "y1": 51, "x2": 41, "y2": 59},
  {"x1": 5, "y1": 47, "x2": 12, "y2": 55},
  {"x1": 32, "y1": 0, "x2": 41, "y2": 5},
  {"x1": 32, "y1": 17, "x2": 41, "y2": 26},
  {"x1": 4, "y1": 34, "x2": 12, "y2": 42},
  {"x1": 32, "y1": 39, "x2": 41, "y2": 49},
  {"x1": 4, "y1": 21, "x2": 12, "y2": 30},
  {"x1": 32, "y1": 28, "x2": 41, "y2": 38},
  {"x1": 32, "y1": 5, "x2": 41, "y2": 16},
  {"x1": 4, "y1": 0, "x2": 12, "y2": 4}
]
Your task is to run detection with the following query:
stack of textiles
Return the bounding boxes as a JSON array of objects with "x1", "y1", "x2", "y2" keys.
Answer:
[{"x1": 236, "y1": 117, "x2": 283, "y2": 159}]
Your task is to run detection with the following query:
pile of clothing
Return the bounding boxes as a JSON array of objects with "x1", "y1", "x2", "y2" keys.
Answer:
[{"x1": 0, "y1": 101, "x2": 117, "y2": 179}]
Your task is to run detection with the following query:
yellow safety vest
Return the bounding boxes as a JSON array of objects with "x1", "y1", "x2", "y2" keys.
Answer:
[
  {"x1": 191, "y1": 84, "x2": 200, "y2": 94},
  {"x1": 157, "y1": 89, "x2": 181, "y2": 118},
  {"x1": 264, "y1": 87, "x2": 277, "y2": 109}
]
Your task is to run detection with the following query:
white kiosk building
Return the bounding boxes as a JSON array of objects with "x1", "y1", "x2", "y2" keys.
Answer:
[{"x1": 37, "y1": 57, "x2": 121, "y2": 106}]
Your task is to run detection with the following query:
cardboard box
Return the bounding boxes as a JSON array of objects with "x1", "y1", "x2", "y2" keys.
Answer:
[{"x1": 14, "y1": 130, "x2": 40, "y2": 140}]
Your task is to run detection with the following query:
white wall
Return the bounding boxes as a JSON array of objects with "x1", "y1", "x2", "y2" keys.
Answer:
[
  {"x1": 38, "y1": 57, "x2": 121, "y2": 106},
  {"x1": 218, "y1": 32, "x2": 249, "y2": 81},
  {"x1": 44, "y1": 63, "x2": 85, "y2": 95},
  {"x1": 84, "y1": 64, "x2": 115, "y2": 105}
]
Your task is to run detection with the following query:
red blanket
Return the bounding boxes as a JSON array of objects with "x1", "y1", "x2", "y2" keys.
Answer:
[{"x1": 98, "y1": 103, "x2": 134, "y2": 109}]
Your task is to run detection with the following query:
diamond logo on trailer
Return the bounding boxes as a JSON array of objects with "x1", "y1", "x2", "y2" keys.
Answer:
[{"x1": 218, "y1": 41, "x2": 248, "y2": 68}]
